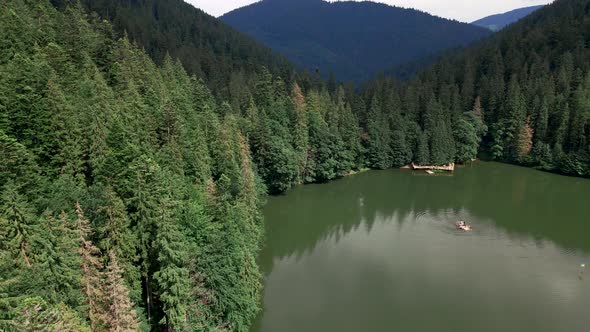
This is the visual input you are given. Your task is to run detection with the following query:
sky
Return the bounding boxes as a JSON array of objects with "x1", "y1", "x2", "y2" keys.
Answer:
[{"x1": 187, "y1": 0, "x2": 553, "y2": 23}]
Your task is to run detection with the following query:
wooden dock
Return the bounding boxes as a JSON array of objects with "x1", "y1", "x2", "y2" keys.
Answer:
[{"x1": 411, "y1": 163, "x2": 455, "y2": 172}]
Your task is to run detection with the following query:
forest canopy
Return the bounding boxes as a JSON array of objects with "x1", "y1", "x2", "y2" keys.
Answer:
[{"x1": 1, "y1": 0, "x2": 589, "y2": 331}]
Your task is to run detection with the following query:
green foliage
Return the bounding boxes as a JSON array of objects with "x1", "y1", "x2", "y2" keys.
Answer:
[
  {"x1": 2, "y1": 0, "x2": 590, "y2": 331},
  {"x1": 359, "y1": 0, "x2": 590, "y2": 176},
  {"x1": 0, "y1": 181, "x2": 37, "y2": 268},
  {"x1": 9, "y1": 297, "x2": 90, "y2": 332},
  {"x1": 0, "y1": 1, "x2": 273, "y2": 330},
  {"x1": 153, "y1": 189, "x2": 190, "y2": 330},
  {"x1": 76, "y1": 0, "x2": 293, "y2": 98},
  {"x1": 454, "y1": 117, "x2": 479, "y2": 163},
  {"x1": 365, "y1": 95, "x2": 393, "y2": 169},
  {"x1": 425, "y1": 97, "x2": 455, "y2": 165},
  {"x1": 390, "y1": 130, "x2": 412, "y2": 167},
  {"x1": 454, "y1": 110, "x2": 487, "y2": 163},
  {"x1": 220, "y1": 0, "x2": 491, "y2": 82}
]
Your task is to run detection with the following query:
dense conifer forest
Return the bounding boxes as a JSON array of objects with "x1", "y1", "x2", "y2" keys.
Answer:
[
  {"x1": 1, "y1": 1, "x2": 267, "y2": 330},
  {"x1": 1, "y1": 0, "x2": 589, "y2": 331},
  {"x1": 50, "y1": 0, "x2": 294, "y2": 98},
  {"x1": 373, "y1": 0, "x2": 590, "y2": 176},
  {"x1": 221, "y1": 0, "x2": 491, "y2": 82}
]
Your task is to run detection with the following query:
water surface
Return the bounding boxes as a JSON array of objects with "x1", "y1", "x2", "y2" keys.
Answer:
[{"x1": 252, "y1": 162, "x2": 590, "y2": 332}]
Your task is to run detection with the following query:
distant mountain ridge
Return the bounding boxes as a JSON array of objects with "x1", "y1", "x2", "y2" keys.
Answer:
[
  {"x1": 221, "y1": 0, "x2": 491, "y2": 82},
  {"x1": 472, "y1": 5, "x2": 545, "y2": 31}
]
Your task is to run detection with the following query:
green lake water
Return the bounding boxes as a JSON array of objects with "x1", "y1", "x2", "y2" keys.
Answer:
[{"x1": 251, "y1": 162, "x2": 590, "y2": 332}]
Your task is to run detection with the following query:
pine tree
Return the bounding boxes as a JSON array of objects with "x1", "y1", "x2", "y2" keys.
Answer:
[
  {"x1": 504, "y1": 76, "x2": 527, "y2": 160},
  {"x1": 10, "y1": 297, "x2": 90, "y2": 332},
  {"x1": 425, "y1": 97, "x2": 455, "y2": 165},
  {"x1": 77, "y1": 64, "x2": 115, "y2": 181},
  {"x1": 0, "y1": 181, "x2": 36, "y2": 268},
  {"x1": 75, "y1": 203, "x2": 107, "y2": 331},
  {"x1": 415, "y1": 130, "x2": 430, "y2": 165},
  {"x1": 454, "y1": 99, "x2": 487, "y2": 163},
  {"x1": 534, "y1": 97, "x2": 549, "y2": 142},
  {"x1": 206, "y1": 175, "x2": 261, "y2": 332},
  {"x1": 517, "y1": 117, "x2": 535, "y2": 161},
  {"x1": 0, "y1": 50, "x2": 53, "y2": 162},
  {"x1": 390, "y1": 129, "x2": 411, "y2": 167},
  {"x1": 454, "y1": 116, "x2": 479, "y2": 163},
  {"x1": 291, "y1": 82, "x2": 309, "y2": 182},
  {"x1": 306, "y1": 92, "x2": 338, "y2": 181},
  {"x1": 104, "y1": 251, "x2": 140, "y2": 332},
  {"x1": 128, "y1": 156, "x2": 160, "y2": 324},
  {"x1": 365, "y1": 94, "x2": 392, "y2": 169},
  {"x1": 336, "y1": 87, "x2": 362, "y2": 171},
  {"x1": 567, "y1": 72, "x2": 590, "y2": 151},
  {"x1": 94, "y1": 186, "x2": 140, "y2": 303},
  {"x1": 0, "y1": 130, "x2": 40, "y2": 194},
  {"x1": 153, "y1": 188, "x2": 190, "y2": 331},
  {"x1": 250, "y1": 101, "x2": 298, "y2": 192},
  {"x1": 45, "y1": 77, "x2": 84, "y2": 176},
  {"x1": 33, "y1": 211, "x2": 84, "y2": 311},
  {"x1": 490, "y1": 123, "x2": 506, "y2": 160}
]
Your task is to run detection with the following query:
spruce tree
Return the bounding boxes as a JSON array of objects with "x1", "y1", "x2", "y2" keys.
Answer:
[
  {"x1": 366, "y1": 94, "x2": 393, "y2": 169},
  {"x1": 504, "y1": 76, "x2": 527, "y2": 160},
  {"x1": 94, "y1": 185, "x2": 140, "y2": 303},
  {"x1": 33, "y1": 212, "x2": 83, "y2": 311},
  {"x1": 153, "y1": 187, "x2": 190, "y2": 331},
  {"x1": 291, "y1": 82, "x2": 309, "y2": 182},
  {"x1": 104, "y1": 251, "x2": 140, "y2": 332},
  {"x1": 75, "y1": 203, "x2": 107, "y2": 332},
  {"x1": 0, "y1": 181, "x2": 36, "y2": 268},
  {"x1": 10, "y1": 297, "x2": 90, "y2": 332}
]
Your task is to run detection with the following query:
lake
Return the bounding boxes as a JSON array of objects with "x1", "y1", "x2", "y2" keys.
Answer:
[{"x1": 251, "y1": 162, "x2": 590, "y2": 332}]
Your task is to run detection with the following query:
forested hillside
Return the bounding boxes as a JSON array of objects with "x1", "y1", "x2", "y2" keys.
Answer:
[
  {"x1": 0, "y1": 1, "x2": 270, "y2": 330},
  {"x1": 472, "y1": 5, "x2": 544, "y2": 31},
  {"x1": 1, "y1": 0, "x2": 589, "y2": 331},
  {"x1": 221, "y1": 0, "x2": 491, "y2": 82},
  {"x1": 49, "y1": 0, "x2": 294, "y2": 97},
  {"x1": 0, "y1": 1, "x2": 362, "y2": 331},
  {"x1": 362, "y1": 0, "x2": 589, "y2": 177}
]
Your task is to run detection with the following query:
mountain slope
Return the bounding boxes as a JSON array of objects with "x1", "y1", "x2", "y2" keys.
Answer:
[
  {"x1": 365, "y1": 0, "x2": 590, "y2": 176},
  {"x1": 50, "y1": 0, "x2": 293, "y2": 94},
  {"x1": 221, "y1": 0, "x2": 491, "y2": 82},
  {"x1": 472, "y1": 5, "x2": 545, "y2": 31},
  {"x1": 1, "y1": 2, "x2": 589, "y2": 331}
]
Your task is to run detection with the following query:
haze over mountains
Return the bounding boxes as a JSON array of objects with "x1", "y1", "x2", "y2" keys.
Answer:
[
  {"x1": 472, "y1": 5, "x2": 545, "y2": 31},
  {"x1": 221, "y1": 0, "x2": 491, "y2": 82}
]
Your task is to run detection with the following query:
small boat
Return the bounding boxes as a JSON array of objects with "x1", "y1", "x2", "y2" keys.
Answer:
[{"x1": 456, "y1": 221, "x2": 472, "y2": 232}]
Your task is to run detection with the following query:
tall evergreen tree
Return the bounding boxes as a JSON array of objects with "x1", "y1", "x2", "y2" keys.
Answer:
[
  {"x1": 75, "y1": 203, "x2": 107, "y2": 332},
  {"x1": 104, "y1": 251, "x2": 140, "y2": 332}
]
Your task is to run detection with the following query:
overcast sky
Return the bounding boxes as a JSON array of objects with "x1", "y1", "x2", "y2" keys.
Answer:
[{"x1": 187, "y1": 0, "x2": 553, "y2": 23}]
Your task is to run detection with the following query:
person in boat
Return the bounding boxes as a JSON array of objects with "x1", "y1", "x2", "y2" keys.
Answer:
[{"x1": 456, "y1": 221, "x2": 471, "y2": 231}]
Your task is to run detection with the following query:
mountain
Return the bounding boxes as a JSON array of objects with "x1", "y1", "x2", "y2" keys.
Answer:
[
  {"x1": 366, "y1": 0, "x2": 589, "y2": 177},
  {"x1": 50, "y1": 0, "x2": 294, "y2": 95},
  {"x1": 472, "y1": 5, "x2": 545, "y2": 31},
  {"x1": 221, "y1": 0, "x2": 491, "y2": 82}
]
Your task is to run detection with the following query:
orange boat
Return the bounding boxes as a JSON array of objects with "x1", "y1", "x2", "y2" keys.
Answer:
[{"x1": 456, "y1": 221, "x2": 472, "y2": 232}]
